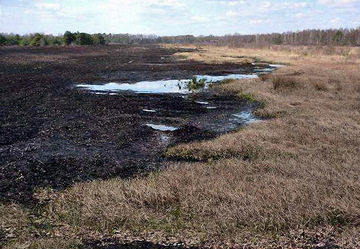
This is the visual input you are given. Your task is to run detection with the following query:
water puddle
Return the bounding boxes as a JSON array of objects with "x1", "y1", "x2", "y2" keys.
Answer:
[
  {"x1": 76, "y1": 73, "x2": 259, "y2": 94},
  {"x1": 231, "y1": 112, "x2": 259, "y2": 125},
  {"x1": 77, "y1": 68, "x2": 270, "y2": 141},
  {"x1": 195, "y1": 101, "x2": 209, "y2": 105},
  {"x1": 146, "y1": 124, "x2": 179, "y2": 131},
  {"x1": 195, "y1": 74, "x2": 258, "y2": 82},
  {"x1": 269, "y1": 64, "x2": 286, "y2": 68},
  {"x1": 254, "y1": 68, "x2": 274, "y2": 73},
  {"x1": 143, "y1": 109, "x2": 157, "y2": 113}
]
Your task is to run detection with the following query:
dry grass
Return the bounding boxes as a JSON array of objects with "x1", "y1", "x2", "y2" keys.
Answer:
[
  {"x1": 3, "y1": 45, "x2": 360, "y2": 247},
  {"x1": 0, "y1": 204, "x2": 30, "y2": 244},
  {"x1": 164, "y1": 44, "x2": 360, "y2": 65}
]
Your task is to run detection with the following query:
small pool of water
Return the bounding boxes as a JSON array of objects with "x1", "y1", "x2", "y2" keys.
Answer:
[
  {"x1": 195, "y1": 101, "x2": 209, "y2": 105},
  {"x1": 195, "y1": 74, "x2": 258, "y2": 82},
  {"x1": 231, "y1": 112, "x2": 259, "y2": 125},
  {"x1": 76, "y1": 73, "x2": 260, "y2": 94},
  {"x1": 143, "y1": 109, "x2": 157, "y2": 113},
  {"x1": 269, "y1": 64, "x2": 286, "y2": 68},
  {"x1": 146, "y1": 124, "x2": 179, "y2": 131}
]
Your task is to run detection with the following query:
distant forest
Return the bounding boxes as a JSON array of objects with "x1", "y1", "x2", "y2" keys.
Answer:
[{"x1": 1, "y1": 28, "x2": 360, "y2": 47}]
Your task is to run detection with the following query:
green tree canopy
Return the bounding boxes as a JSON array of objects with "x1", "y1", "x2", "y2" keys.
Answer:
[
  {"x1": 0, "y1": 34, "x2": 6, "y2": 45},
  {"x1": 75, "y1": 32, "x2": 94, "y2": 45},
  {"x1": 29, "y1": 33, "x2": 45, "y2": 46},
  {"x1": 64, "y1": 31, "x2": 76, "y2": 45},
  {"x1": 92, "y1": 33, "x2": 106, "y2": 45}
]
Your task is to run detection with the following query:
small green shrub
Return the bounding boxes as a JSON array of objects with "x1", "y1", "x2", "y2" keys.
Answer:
[
  {"x1": 187, "y1": 76, "x2": 206, "y2": 90},
  {"x1": 239, "y1": 93, "x2": 256, "y2": 102}
]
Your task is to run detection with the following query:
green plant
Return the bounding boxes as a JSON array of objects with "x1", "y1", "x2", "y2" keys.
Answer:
[
  {"x1": 75, "y1": 32, "x2": 94, "y2": 45},
  {"x1": 187, "y1": 76, "x2": 206, "y2": 90},
  {"x1": 29, "y1": 33, "x2": 45, "y2": 46},
  {"x1": 0, "y1": 34, "x2": 6, "y2": 46},
  {"x1": 92, "y1": 33, "x2": 106, "y2": 45},
  {"x1": 239, "y1": 93, "x2": 256, "y2": 102},
  {"x1": 64, "y1": 31, "x2": 76, "y2": 45}
]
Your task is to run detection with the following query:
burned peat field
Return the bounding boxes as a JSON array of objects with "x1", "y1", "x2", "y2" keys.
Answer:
[
  {"x1": 1, "y1": 44, "x2": 360, "y2": 248},
  {"x1": 0, "y1": 45, "x2": 264, "y2": 204}
]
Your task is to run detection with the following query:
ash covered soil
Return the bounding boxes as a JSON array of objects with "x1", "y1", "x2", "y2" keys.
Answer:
[{"x1": 0, "y1": 45, "x2": 261, "y2": 204}]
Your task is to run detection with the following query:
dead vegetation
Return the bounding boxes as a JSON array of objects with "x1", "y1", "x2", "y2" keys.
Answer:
[{"x1": 2, "y1": 45, "x2": 360, "y2": 248}]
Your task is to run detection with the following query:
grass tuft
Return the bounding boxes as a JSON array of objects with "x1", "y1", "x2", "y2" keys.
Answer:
[{"x1": 272, "y1": 76, "x2": 299, "y2": 90}]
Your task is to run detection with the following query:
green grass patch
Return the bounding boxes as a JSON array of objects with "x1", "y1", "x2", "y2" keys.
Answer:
[
  {"x1": 186, "y1": 76, "x2": 206, "y2": 90},
  {"x1": 239, "y1": 93, "x2": 256, "y2": 102}
]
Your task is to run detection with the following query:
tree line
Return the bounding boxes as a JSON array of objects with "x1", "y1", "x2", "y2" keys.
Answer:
[
  {"x1": 0, "y1": 32, "x2": 106, "y2": 46},
  {"x1": 1, "y1": 28, "x2": 359, "y2": 47},
  {"x1": 216, "y1": 28, "x2": 360, "y2": 47}
]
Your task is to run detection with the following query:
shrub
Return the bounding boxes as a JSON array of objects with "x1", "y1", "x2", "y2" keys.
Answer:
[
  {"x1": 187, "y1": 76, "x2": 206, "y2": 90},
  {"x1": 19, "y1": 36, "x2": 32, "y2": 46},
  {"x1": 92, "y1": 33, "x2": 106, "y2": 45},
  {"x1": 239, "y1": 93, "x2": 256, "y2": 102},
  {"x1": 0, "y1": 34, "x2": 6, "y2": 46},
  {"x1": 64, "y1": 31, "x2": 75, "y2": 45},
  {"x1": 47, "y1": 36, "x2": 63, "y2": 46},
  {"x1": 75, "y1": 32, "x2": 94, "y2": 45},
  {"x1": 29, "y1": 33, "x2": 45, "y2": 46},
  {"x1": 6, "y1": 34, "x2": 21, "y2": 45}
]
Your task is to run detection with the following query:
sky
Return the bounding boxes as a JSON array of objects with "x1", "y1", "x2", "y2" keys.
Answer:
[{"x1": 0, "y1": 0, "x2": 359, "y2": 36}]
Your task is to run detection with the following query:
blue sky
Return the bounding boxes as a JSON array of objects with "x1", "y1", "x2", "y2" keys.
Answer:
[{"x1": 1, "y1": 0, "x2": 359, "y2": 35}]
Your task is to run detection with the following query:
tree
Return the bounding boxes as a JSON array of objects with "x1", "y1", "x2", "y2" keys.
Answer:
[
  {"x1": 332, "y1": 30, "x2": 344, "y2": 45},
  {"x1": 64, "y1": 31, "x2": 75, "y2": 45},
  {"x1": 29, "y1": 33, "x2": 45, "y2": 46},
  {"x1": 0, "y1": 34, "x2": 6, "y2": 45},
  {"x1": 19, "y1": 35, "x2": 32, "y2": 46},
  {"x1": 92, "y1": 33, "x2": 106, "y2": 45},
  {"x1": 75, "y1": 32, "x2": 94, "y2": 45},
  {"x1": 47, "y1": 35, "x2": 63, "y2": 46},
  {"x1": 6, "y1": 34, "x2": 21, "y2": 45}
]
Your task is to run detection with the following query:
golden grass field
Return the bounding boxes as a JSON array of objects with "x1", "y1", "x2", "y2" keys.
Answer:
[{"x1": 2, "y1": 45, "x2": 360, "y2": 248}]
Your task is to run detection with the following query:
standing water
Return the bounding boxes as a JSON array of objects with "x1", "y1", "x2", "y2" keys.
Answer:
[{"x1": 76, "y1": 73, "x2": 259, "y2": 94}]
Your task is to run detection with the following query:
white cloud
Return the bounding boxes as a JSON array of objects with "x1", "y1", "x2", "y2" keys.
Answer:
[
  {"x1": 226, "y1": 10, "x2": 240, "y2": 16},
  {"x1": 249, "y1": 18, "x2": 270, "y2": 24},
  {"x1": 189, "y1": 16, "x2": 209, "y2": 23},
  {"x1": 35, "y1": 2, "x2": 61, "y2": 10},
  {"x1": 227, "y1": 1, "x2": 246, "y2": 6},
  {"x1": 206, "y1": 0, "x2": 246, "y2": 5},
  {"x1": 330, "y1": 17, "x2": 342, "y2": 23},
  {"x1": 260, "y1": 1, "x2": 272, "y2": 8},
  {"x1": 284, "y1": 2, "x2": 309, "y2": 8},
  {"x1": 319, "y1": 0, "x2": 357, "y2": 5}
]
